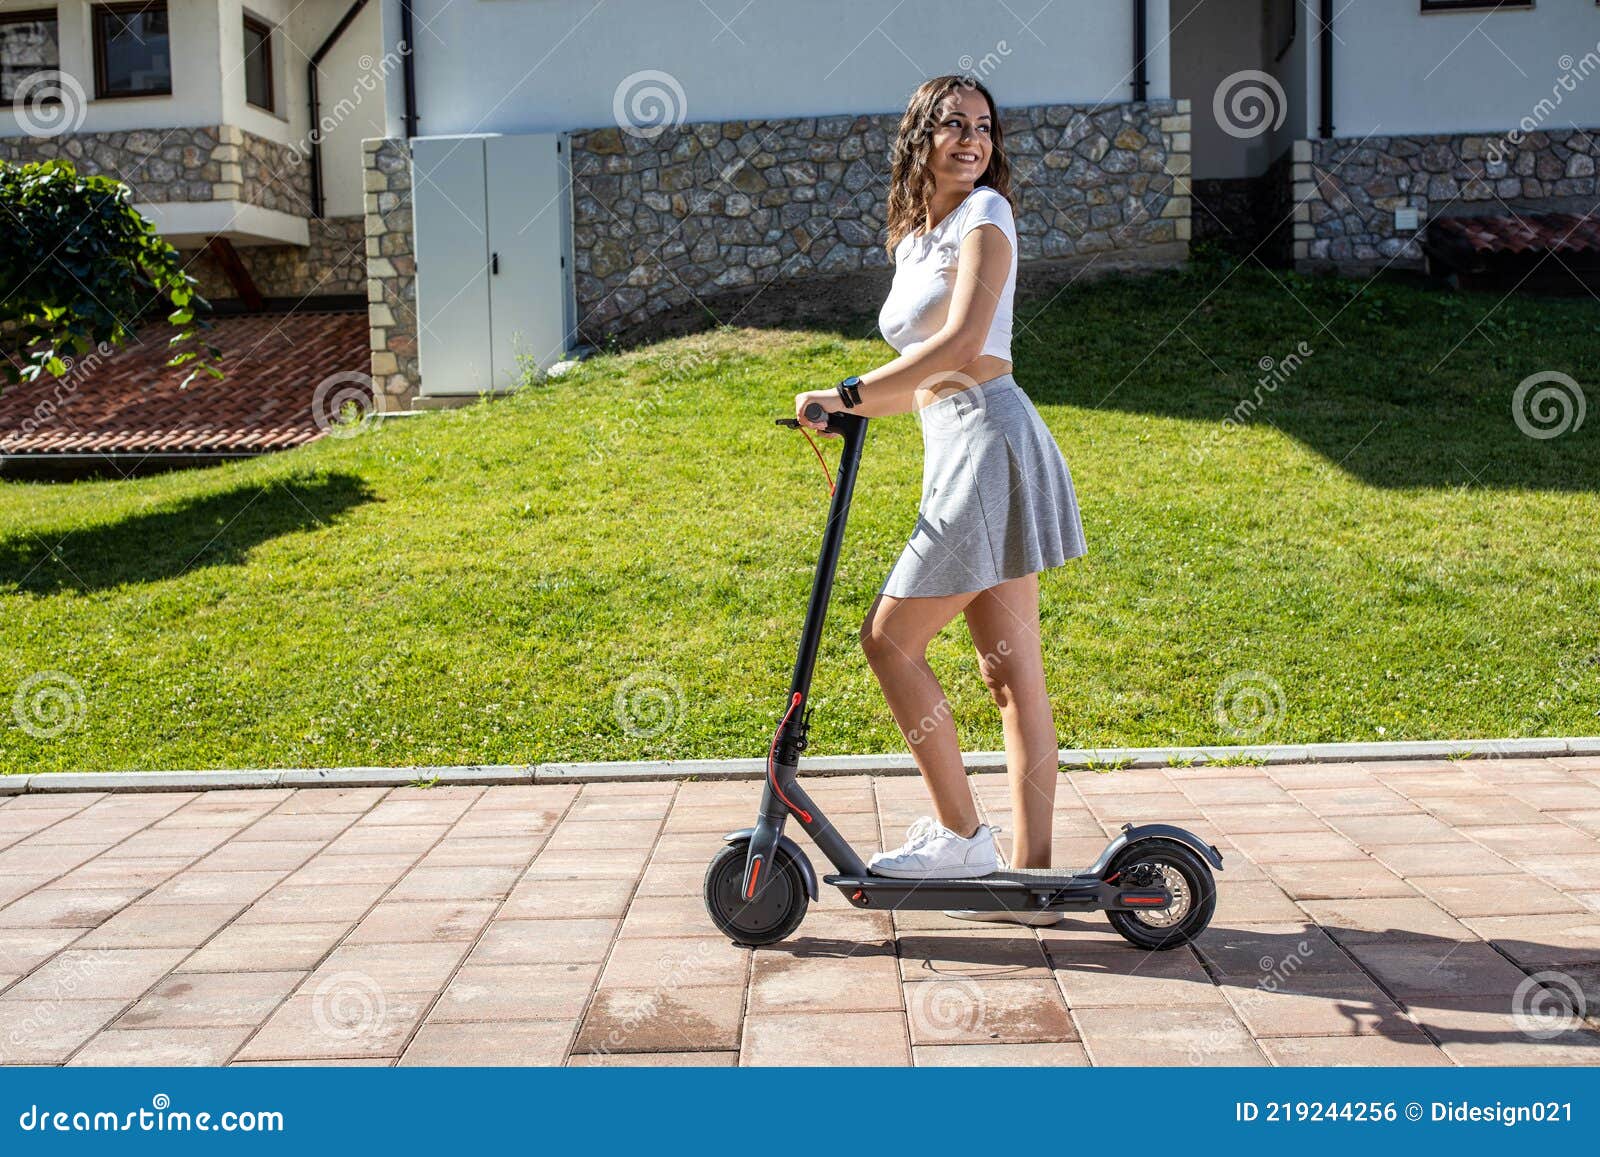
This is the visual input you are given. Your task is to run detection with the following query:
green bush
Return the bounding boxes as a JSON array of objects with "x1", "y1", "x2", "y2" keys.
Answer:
[{"x1": 0, "y1": 159, "x2": 221, "y2": 387}]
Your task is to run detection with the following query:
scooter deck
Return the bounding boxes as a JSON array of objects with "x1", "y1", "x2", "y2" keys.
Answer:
[{"x1": 823, "y1": 869, "x2": 1171, "y2": 913}]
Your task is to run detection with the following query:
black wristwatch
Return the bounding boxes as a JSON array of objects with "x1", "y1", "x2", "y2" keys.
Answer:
[{"x1": 836, "y1": 375, "x2": 863, "y2": 409}]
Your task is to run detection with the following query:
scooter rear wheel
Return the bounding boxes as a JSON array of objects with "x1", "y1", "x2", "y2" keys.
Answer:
[
  {"x1": 1104, "y1": 839, "x2": 1217, "y2": 950},
  {"x1": 703, "y1": 840, "x2": 809, "y2": 946}
]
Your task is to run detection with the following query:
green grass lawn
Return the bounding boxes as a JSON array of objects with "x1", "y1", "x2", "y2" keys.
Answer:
[{"x1": 3, "y1": 263, "x2": 1598, "y2": 775}]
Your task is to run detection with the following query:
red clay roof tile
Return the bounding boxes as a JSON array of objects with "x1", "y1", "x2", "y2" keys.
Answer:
[{"x1": 0, "y1": 310, "x2": 371, "y2": 457}]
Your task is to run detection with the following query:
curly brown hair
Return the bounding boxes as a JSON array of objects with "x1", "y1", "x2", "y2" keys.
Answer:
[{"x1": 883, "y1": 74, "x2": 1014, "y2": 259}]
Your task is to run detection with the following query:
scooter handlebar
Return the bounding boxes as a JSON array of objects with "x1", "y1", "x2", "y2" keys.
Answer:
[{"x1": 776, "y1": 401, "x2": 858, "y2": 433}]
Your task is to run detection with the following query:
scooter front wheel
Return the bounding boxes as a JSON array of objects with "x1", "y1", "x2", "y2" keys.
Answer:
[
  {"x1": 1104, "y1": 839, "x2": 1217, "y2": 950},
  {"x1": 703, "y1": 840, "x2": 809, "y2": 946}
]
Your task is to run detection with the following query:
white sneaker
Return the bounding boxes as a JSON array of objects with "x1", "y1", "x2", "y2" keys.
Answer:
[
  {"x1": 868, "y1": 816, "x2": 999, "y2": 879},
  {"x1": 944, "y1": 908, "x2": 1064, "y2": 927}
]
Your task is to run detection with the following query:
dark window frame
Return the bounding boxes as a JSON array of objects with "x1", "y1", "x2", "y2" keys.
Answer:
[
  {"x1": 92, "y1": 0, "x2": 172, "y2": 100},
  {"x1": 1419, "y1": 1, "x2": 1535, "y2": 11},
  {"x1": 242, "y1": 12, "x2": 273, "y2": 112},
  {"x1": 1, "y1": 7, "x2": 62, "y2": 106}
]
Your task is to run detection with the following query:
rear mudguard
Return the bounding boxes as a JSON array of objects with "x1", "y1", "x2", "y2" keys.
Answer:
[
  {"x1": 724, "y1": 828, "x2": 819, "y2": 901},
  {"x1": 1088, "y1": 823, "x2": 1225, "y2": 876}
]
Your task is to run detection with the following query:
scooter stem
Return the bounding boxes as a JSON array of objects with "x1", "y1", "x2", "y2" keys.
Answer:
[{"x1": 744, "y1": 409, "x2": 871, "y2": 896}]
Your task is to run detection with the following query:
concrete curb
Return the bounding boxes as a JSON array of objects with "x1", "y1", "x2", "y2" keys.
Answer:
[{"x1": 4, "y1": 735, "x2": 1597, "y2": 794}]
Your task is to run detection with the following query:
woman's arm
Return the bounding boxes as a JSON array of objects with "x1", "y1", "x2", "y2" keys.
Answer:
[{"x1": 797, "y1": 222, "x2": 1015, "y2": 428}]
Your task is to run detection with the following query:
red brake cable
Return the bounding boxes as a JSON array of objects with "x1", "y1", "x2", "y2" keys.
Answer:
[{"x1": 797, "y1": 426, "x2": 835, "y2": 497}]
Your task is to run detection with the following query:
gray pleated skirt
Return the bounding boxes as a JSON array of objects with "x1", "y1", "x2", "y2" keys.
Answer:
[{"x1": 879, "y1": 373, "x2": 1088, "y2": 599}]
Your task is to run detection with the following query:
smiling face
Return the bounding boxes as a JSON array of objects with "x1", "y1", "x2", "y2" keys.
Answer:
[{"x1": 926, "y1": 84, "x2": 994, "y2": 191}]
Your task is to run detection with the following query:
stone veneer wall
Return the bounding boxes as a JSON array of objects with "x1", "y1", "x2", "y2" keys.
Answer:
[
  {"x1": 175, "y1": 216, "x2": 368, "y2": 301},
  {"x1": 1291, "y1": 128, "x2": 1600, "y2": 274},
  {"x1": 567, "y1": 99, "x2": 1191, "y2": 345},
  {"x1": 1, "y1": 124, "x2": 361, "y2": 300},
  {"x1": 0, "y1": 125, "x2": 308, "y2": 210},
  {"x1": 361, "y1": 137, "x2": 419, "y2": 410}
]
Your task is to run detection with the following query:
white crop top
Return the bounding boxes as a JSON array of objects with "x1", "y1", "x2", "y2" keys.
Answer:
[{"x1": 877, "y1": 186, "x2": 1018, "y2": 361}]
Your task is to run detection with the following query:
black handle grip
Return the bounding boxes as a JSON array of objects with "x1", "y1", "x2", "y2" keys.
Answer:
[
  {"x1": 804, "y1": 401, "x2": 825, "y2": 422},
  {"x1": 491, "y1": 253, "x2": 499, "y2": 274}
]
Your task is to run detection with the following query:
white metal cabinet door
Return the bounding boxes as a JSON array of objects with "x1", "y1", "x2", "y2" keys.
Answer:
[
  {"x1": 485, "y1": 132, "x2": 573, "y2": 390},
  {"x1": 411, "y1": 135, "x2": 494, "y2": 396}
]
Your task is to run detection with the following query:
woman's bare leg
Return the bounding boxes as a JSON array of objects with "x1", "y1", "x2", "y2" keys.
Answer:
[
  {"x1": 963, "y1": 573, "x2": 1058, "y2": 868},
  {"x1": 860, "y1": 588, "x2": 982, "y2": 836}
]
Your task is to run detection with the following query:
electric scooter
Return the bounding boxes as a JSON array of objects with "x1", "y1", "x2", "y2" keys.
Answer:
[{"x1": 703, "y1": 402, "x2": 1223, "y2": 949}]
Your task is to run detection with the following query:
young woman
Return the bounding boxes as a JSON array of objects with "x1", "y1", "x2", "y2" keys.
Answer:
[{"x1": 794, "y1": 75, "x2": 1088, "y2": 925}]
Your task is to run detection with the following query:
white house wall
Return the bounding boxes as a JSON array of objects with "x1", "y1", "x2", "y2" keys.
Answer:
[
  {"x1": 379, "y1": 0, "x2": 1172, "y2": 139},
  {"x1": 1326, "y1": 0, "x2": 1600, "y2": 138}
]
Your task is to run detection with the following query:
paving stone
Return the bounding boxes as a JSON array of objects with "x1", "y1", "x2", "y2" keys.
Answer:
[
  {"x1": 619, "y1": 894, "x2": 717, "y2": 938},
  {"x1": 0, "y1": 999, "x2": 124, "y2": 1064},
  {"x1": 1298, "y1": 898, "x2": 1475, "y2": 944},
  {"x1": 400, "y1": 1020, "x2": 572, "y2": 1065},
  {"x1": 6, "y1": 948, "x2": 188, "y2": 1001},
  {"x1": 0, "y1": 927, "x2": 83, "y2": 975},
  {"x1": 307, "y1": 941, "x2": 468, "y2": 994},
  {"x1": 1404, "y1": 994, "x2": 1600, "y2": 1065},
  {"x1": 1369, "y1": 842, "x2": 1518, "y2": 878},
  {"x1": 178, "y1": 922, "x2": 351, "y2": 973},
  {"x1": 322, "y1": 825, "x2": 450, "y2": 856},
  {"x1": 905, "y1": 977, "x2": 1075, "y2": 1044},
  {"x1": 1052, "y1": 943, "x2": 1223, "y2": 1007},
  {"x1": 195, "y1": 841, "x2": 330, "y2": 871},
  {"x1": 1074, "y1": 1006, "x2": 1267, "y2": 1065},
  {"x1": 1264, "y1": 860, "x2": 1417, "y2": 901},
  {"x1": 416, "y1": 837, "x2": 540, "y2": 867},
  {"x1": 1193, "y1": 924, "x2": 1361, "y2": 979},
  {"x1": 145, "y1": 870, "x2": 288, "y2": 906},
  {"x1": 235, "y1": 991, "x2": 431, "y2": 1061},
  {"x1": 1212, "y1": 879, "x2": 1307, "y2": 924},
  {"x1": 748, "y1": 944, "x2": 901, "y2": 1014},
  {"x1": 499, "y1": 877, "x2": 636, "y2": 920},
  {"x1": 68, "y1": 1026, "x2": 253, "y2": 1066},
  {"x1": 236, "y1": 883, "x2": 389, "y2": 924},
  {"x1": 1408, "y1": 874, "x2": 1583, "y2": 918},
  {"x1": 386, "y1": 865, "x2": 522, "y2": 902},
  {"x1": 1324, "y1": 814, "x2": 1464, "y2": 847},
  {"x1": 1199, "y1": 804, "x2": 1326, "y2": 834},
  {"x1": 1229, "y1": 831, "x2": 1369, "y2": 863},
  {"x1": 285, "y1": 854, "x2": 417, "y2": 888},
  {"x1": 567, "y1": 1049, "x2": 737, "y2": 1066},
  {"x1": 574, "y1": 984, "x2": 743, "y2": 1054},
  {"x1": 55, "y1": 858, "x2": 191, "y2": 890},
  {"x1": 1218, "y1": 974, "x2": 1407, "y2": 1037},
  {"x1": 1462, "y1": 824, "x2": 1599, "y2": 858},
  {"x1": 1290, "y1": 787, "x2": 1415, "y2": 816},
  {"x1": 897, "y1": 930, "x2": 1053, "y2": 980},
  {"x1": 117, "y1": 971, "x2": 304, "y2": 1028},
  {"x1": 1342, "y1": 939, "x2": 1532, "y2": 999},
  {"x1": 740, "y1": 1011, "x2": 910, "y2": 1065},
  {"x1": 1458, "y1": 912, "x2": 1600, "y2": 969},
  {"x1": 1256, "y1": 1032, "x2": 1447, "y2": 1065},
  {"x1": 345, "y1": 900, "x2": 497, "y2": 944},
  {"x1": 544, "y1": 820, "x2": 663, "y2": 852},
  {"x1": 466, "y1": 918, "x2": 619, "y2": 966},
  {"x1": 430, "y1": 962, "x2": 600, "y2": 1022},
  {"x1": 599, "y1": 936, "x2": 749, "y2": 989},
  {"x1": 0, "y1": 887, "x2": 146, "y2": 928},
  {"x1": 913, "y1": 1041, "x2": 1090, "y2": 1065},
  {"x1": 76, "y1": 903, "x2": 245, "y2": 949},
  {"x1": 1413, "y1": 794, "x2": 1551, "y2": 827},
  {"x1": 1513, "y1": 853, "x2": 1600, "y2": 890}
]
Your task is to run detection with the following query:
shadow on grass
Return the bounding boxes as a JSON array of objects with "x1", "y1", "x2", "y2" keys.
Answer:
[{"x1": 0, "y1": 472, "x2": 376, "y2": 594}]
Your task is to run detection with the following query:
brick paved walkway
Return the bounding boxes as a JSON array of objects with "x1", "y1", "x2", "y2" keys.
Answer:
[{"x1": 2, "y1": 756, "x2": 1599, "y2": 1066}]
